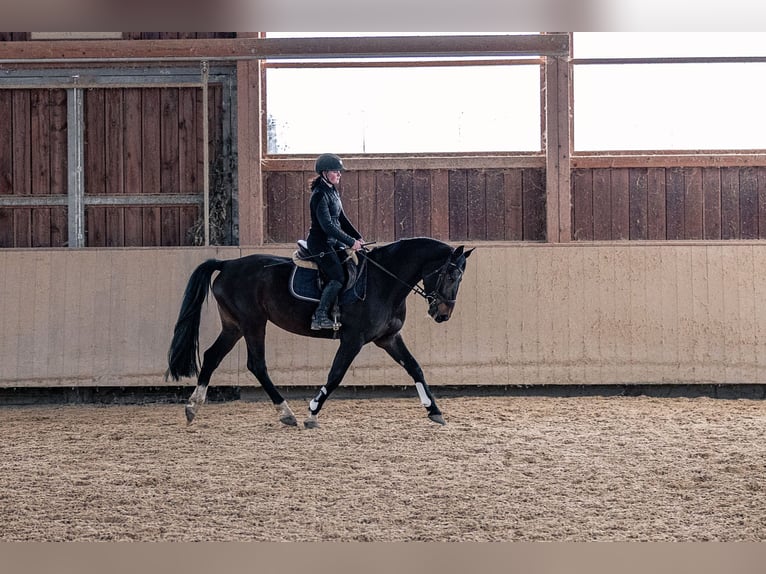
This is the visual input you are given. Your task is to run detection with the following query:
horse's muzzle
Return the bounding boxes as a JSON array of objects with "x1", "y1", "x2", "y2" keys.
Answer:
[{"x1": 429, "y1": 301, "x2": 453, "y2": 323}]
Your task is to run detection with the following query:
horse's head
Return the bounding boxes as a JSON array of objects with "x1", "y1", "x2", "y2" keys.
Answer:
[{"x1": 424, "y1": 245, "x2": 474, "y2": 323}]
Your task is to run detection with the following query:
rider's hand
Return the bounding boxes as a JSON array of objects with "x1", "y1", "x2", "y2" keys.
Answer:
[{"x1": 351, "y1": 239, "x2": 363, "y2": 252}]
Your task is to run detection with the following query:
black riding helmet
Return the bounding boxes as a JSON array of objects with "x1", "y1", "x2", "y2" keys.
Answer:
[{"x1": 315, "y1": 153, "x2": 345, "y2": 174}]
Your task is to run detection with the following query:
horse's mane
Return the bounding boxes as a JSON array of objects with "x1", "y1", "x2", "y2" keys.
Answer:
[{"x1": 371, "y1": 237, "x2": 451, "y2": 263}]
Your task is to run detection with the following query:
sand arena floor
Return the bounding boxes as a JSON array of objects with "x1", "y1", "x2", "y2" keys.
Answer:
[{"x1": 1, "y1": 394, "x2": 764, "y2": 541}]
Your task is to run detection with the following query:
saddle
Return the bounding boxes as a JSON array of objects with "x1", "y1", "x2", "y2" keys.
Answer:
[{"x1": 289, "y1": 240, "x2": 367, "y2": 304}]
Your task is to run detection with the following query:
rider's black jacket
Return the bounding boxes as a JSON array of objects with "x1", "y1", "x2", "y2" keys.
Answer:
[{"x1": 307, "y1": 177, "x2": 361, "y2": 252}]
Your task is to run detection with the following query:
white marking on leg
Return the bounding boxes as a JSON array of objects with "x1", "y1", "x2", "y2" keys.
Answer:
[
  {"x1": 415, "y1": 382, "x2": 432, "y2": 407},
  {"x1": 190, "y1": 385, "x2": 207, "y2": 407}
]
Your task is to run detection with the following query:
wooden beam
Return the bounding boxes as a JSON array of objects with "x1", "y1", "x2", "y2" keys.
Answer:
[
  {"x1": 544, "y1": 53, "x2": 572, "y2": 243},
  {"x1": 573, "y1": 153, "x2": 766, "y2": 169},
  {"x1": 262, "y1": 155, "x2": 546, "y2": 172},
  {"x1": 236, "y1": 57, "x2": 264, "y2": 246},
  {"x1": 0, "y1": 34, "x2": 569, "y2": 63}
]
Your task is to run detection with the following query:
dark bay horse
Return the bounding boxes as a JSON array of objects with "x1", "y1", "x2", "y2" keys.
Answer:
[{"x1": 165, "y1": 237, "x2": 473, "y2": 428}]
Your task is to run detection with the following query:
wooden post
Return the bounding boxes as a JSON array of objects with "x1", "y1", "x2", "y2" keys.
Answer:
[
  {"x1": 544, "y1": 46, "x2": 572, "y2": 243},
  {"x1": 236, "y1": 39, "x2": 264, "y2": 246}
]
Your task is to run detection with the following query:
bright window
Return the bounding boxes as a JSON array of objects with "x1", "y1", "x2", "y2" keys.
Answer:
[
  {"x1": 573, "y1": 33, "x2": 766, "y2": 151},
  {"x1": 266, "y1": 64, "x2": 541, "y2": 154}
]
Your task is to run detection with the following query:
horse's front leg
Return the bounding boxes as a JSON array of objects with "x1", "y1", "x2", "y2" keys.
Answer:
[
  {"x1": 305, "y1": 339, "x2": 364, "y2": 429},
  {"x1": 374, "y1": 332, "x2": 445, "y2": 425}
]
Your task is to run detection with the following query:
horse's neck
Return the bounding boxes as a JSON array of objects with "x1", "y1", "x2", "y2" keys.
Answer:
[{"x1": 379, "y1": 239, "x2": 448, "y2": 283}]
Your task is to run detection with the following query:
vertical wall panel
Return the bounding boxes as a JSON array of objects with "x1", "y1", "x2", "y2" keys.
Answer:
[
  {"x1": 684, "y1": 167, "x2": 703, "y2": 240},
  {"x1": 448, "y1": 169, "x2": 468, "y2": 240},
  {"x1": 503, "y1": 169, "x2": 523, "y2": 241},
  {"x1": 572, "y1": 168, "x2": 593, "y2": 240}
]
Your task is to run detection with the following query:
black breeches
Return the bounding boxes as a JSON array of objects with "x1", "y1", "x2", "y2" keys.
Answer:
[{"x1": 308, "y1": 241, "x2": 345, "y2": 284}]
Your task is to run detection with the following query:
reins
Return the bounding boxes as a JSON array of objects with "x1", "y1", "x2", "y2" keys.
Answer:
[{"x1": 358, "y1": 249, "x2": 462, "y2": 305}]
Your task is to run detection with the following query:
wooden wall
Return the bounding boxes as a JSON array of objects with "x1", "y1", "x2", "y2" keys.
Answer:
[
  {"x1": 264, "y1": 167, "x2": 547, "y2": 243},
  {"x1": 3, "y1": 243, "x2": 766, "y2": 388},
  {"x1": 572, "y1": 166, "x2": 766, "y2": 241},
  {"x1": 0, "y1": 89, "x2": 68, "y2": 247}
]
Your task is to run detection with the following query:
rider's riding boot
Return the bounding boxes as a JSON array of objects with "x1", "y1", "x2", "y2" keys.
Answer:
[{"x1": 311, "y1": 280, "x2": 342, "y2": 330}]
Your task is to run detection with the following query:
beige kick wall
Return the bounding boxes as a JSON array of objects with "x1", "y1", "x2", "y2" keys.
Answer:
[{"x1": 2, "y1": 242, "x2": 766, "y2": 388}]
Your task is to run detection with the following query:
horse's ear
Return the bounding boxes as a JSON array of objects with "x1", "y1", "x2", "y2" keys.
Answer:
[
  {"x1": 453, "y1": 245, "x2": 464, "y2": 258},
  {"x1": 463, "y1": 247, "x2": 475, "y2": 259}
]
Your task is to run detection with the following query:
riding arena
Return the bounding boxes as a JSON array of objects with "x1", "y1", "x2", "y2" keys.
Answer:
[{"x1": 1, "y1": 33, "x2": 765, "y2": 543}]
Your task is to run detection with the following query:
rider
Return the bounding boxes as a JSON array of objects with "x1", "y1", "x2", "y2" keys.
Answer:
[{"x1": 306, "y1": 153, "x2": 364, "y2": 330}]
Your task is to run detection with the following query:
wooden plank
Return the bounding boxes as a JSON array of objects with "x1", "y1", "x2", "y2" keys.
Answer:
[
  {"x1": 123, "y1": 88, "x2": 142, "y2": 195},
  {"x1": 12, "y1": 91, "x2": 31, "y2": 196},
  {"x1": 50, "y1": 89, "x2": 67, "y2": 197},
  {"x1": 522, "y1": 168, "x2": 546, "y2": 241},
  {"x1": 412, "y1": 169, "x2": 431, "y2": 237},
  {"x1": 758, "y1": 167, "x2": 766, "y2": 240},
  {"x1": 448, "y1": 169, "x2": 468, "y2": 240},
  {"x1": 160, "y1": 206, "x2": 180, "y2": 245},
  {"x1": 180, "y1": 205, "x2": 198, "y2": 246},
  {"x1": 141, "y1": 88, "x2": 161, "y2": 194},
  {"x1": 393, "y1": 169, "x2": 414, "y2": 239},
  {"x1": 139, "y1": 85, "x2": 161, "y2": 246},
  {"x1": 124, "y1": 206, "x2": 142, "y2": 246},
  {"x1": 647, "y1": 168, "x2": 666, "y2": 240},
  {"x1": 236, "y1": 59, "x2": 263, "y2": 246},
  {"x1": 264, "y1": 172, "x2": 285, "y2": 242},
  {"x1": 31, "y1": 208, "x2": 50, "y2": 247},
  {"x1": 665, "y1": 167, "x2": 685, "y2": 240},
  {"x1": 339, "y1": 169, "x2": 359, "y2": 231},
  {"x1": 430, "y1": 169, "x2": 449, "y2": 241},
  {"x1": 0, "y1": 34, "x2": 570, "y2": 61},
  {"x1": 30, "y1": 90, "x2": 50, "y2": 195},
  {"x1": 683, "y1": 167, "x2": 703, "y2": 240},
  {"x1": 141, "y1": 206, "x2": 161, "y2": 246},
  {"x1": 178, "y1": 87, "x2": 198, "y2": 195},
  {"x1": 284, "y1": 171, "x2": 307, "y2": 242},
  {"x1": 571, "y1": 168, "x2": 593, "y2": 240},
  {"x1": 739, "y1": 166, "x2": 758, "y2": 239},
  {"x1": 14, "y1": 209, "x2": 31, "y2": 247},
  {"x1": 86, "y1": 206, "x2": 106, "y2": 247},
  {"x1": 0, "y1": 91, "x2": 11, "y2": 195},
  {"x1": 104, "y1": 90, "x2": 124, "y2": 195},
  {"x1": 592, "y1": 168, "x2": 611, "y2": 240},
  {"x1": 610, "y1": 168, "x2": 629, "y2": 240},
  {"x1": 504, "y1": 169, "x2": 523, "y2": 241},
  {"x1": 484, "y1": 170, "x2": 505, "y2": 240},
  {"x1": 628, "y1": 168, "x2": 648, "y2": 240},
  {"x1": 466, "y1": 169, "x2": 486, "y2": 240},
  {"x1": 702, "y1": 167, "x2": 722, "y2": 240},
  {"x1": 160, "y1": 88, "x2": 180, "y2": 198},
  {"x1": 106, "y1": 206, "x2": 125, "y2": 246},
  {"x1": 84, "y1": 89, "x2": 105, "y2": 195},
  {"x1": 375, "y1": 170, "x2": 395, "y2": 242},
  {"x1": 356, "y1": 170, "x2": 376, "y2": 242},
  {"x1": 51, "y1": 206, "x2": 67, "y2": 246},
  {"x1": 721, "y1": 167, "x2": 740, "y2": 239}
]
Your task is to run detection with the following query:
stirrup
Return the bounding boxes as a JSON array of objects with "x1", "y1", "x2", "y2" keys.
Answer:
[{"x1": 311, "y1": 312, "x2": 337, "y2": 330}]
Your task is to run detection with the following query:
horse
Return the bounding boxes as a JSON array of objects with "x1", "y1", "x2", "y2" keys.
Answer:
[{"x1": 165, "y1": 237, "x2": 474, "y2": 428}]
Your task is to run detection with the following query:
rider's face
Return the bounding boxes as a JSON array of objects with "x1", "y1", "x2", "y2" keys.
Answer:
[{"x1": 324, "y1": 170, "x2": 341, "y2": 185}]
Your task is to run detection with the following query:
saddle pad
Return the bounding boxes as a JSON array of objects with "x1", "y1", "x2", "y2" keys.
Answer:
[{"x1": 289, "y1": 263, "x2": 367, "y2": 304}]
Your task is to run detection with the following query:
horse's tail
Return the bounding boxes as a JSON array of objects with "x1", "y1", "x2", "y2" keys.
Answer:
[{"x1": 165, "y1": 259, "x2": 226, "y2": 381}]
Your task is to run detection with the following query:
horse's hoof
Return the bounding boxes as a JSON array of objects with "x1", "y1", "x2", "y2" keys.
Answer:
[
  {"x1": 304, "y1": 417, "x2": 320, "y2": 429},
  {"x1": 280, "y1": 414, "x2": 298, "y2": 427},
  {"x1": 428, "y1": 413, "x2": 446, "y2": 425},
  {"x1": 185, "y1": 405, "x2": 197, "y2": 425}
]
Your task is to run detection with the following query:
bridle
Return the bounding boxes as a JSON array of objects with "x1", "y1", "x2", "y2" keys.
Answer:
[{"x1": 359, "y1": 250, "x2": 463, "y2": 307}]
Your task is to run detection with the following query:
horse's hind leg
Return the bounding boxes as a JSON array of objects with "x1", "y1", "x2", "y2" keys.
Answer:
[
  {"x1": 375, "y1": 332, "x2": 445, "y2": 425},
  {"x1": 243, "y1": 323, "x2": 297, "y2": 427},
  {"x1": 186, "y1": 326, "x2": 241, "y2": 424}
]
